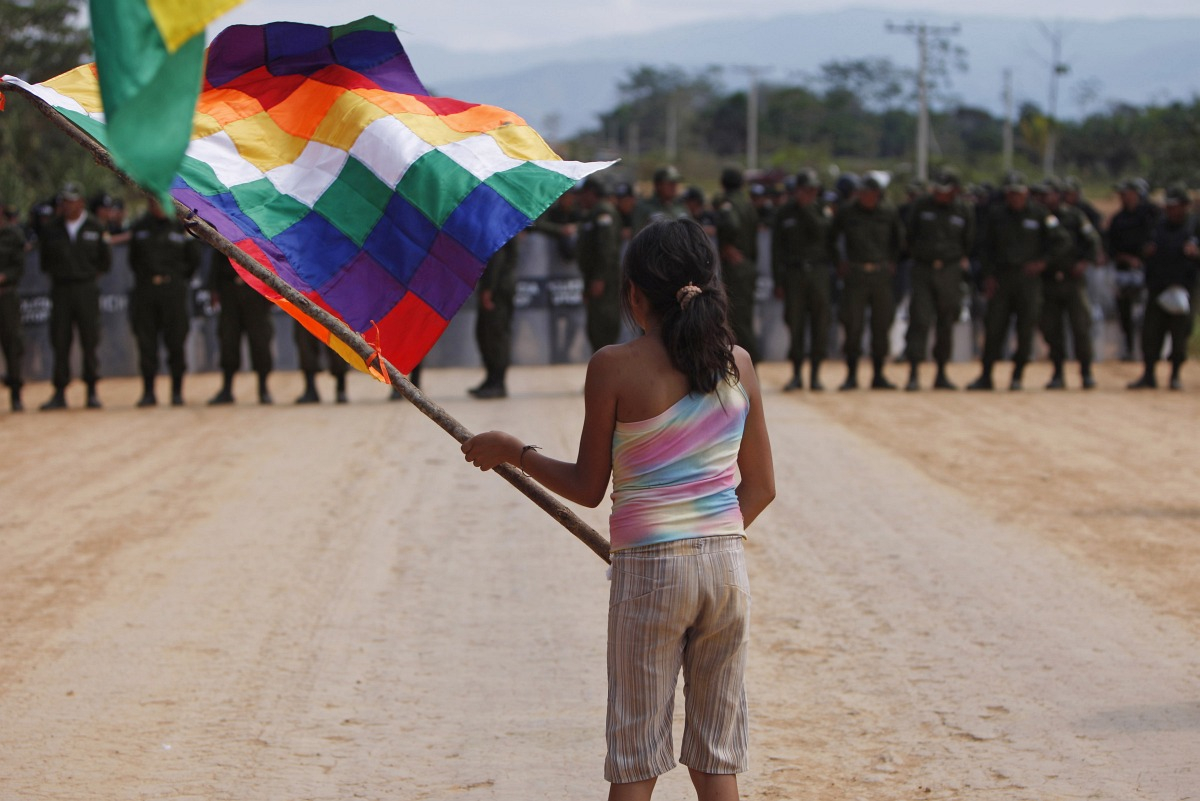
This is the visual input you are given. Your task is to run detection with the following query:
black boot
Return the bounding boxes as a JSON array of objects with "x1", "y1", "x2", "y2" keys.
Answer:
[
  {"x1": 839, "y1": 359, "x2": 859, "y2": 391},
  {"x1": 967, "y1": 364, "x2": 994, "y2": 391},
  {"x1": 809, "y1": 362, "x2": 824, "y2": 392},
  {"x1": 470, "y1": 368, "x2": 507, "y2": 399},
  {"x1": 209, "y1": 372, "x2": 235, "y2": 405},
  {"x1": 1045, "y1": 362, "x2": 1066, "y2": 390},
  {"x1": 783, "y1": 361, "x2": 803, "y2": 392},
  {"x1": 1009, "y1": 363, "x2": 1025, "y2": 391},
  {"x1": 137, "y1": 374, "x2": 157, "y2": 407},
  {"x1": 335, "y1": 374, "x2": 348, "y2": 404},
  {"x1": 871, "y1": 358, "x2": 896, "y2": 390},
  {"x1": 41, "y1": 388, "x2": 67, "y2": 410},
  {"x1": 1080, "y1": 361, "x2": 1096, "y2": 390},
  {"x1": 171, "y1": 375, "x2": 185, "y2": 406},
  {"x1": 904, "y1": 362, "x2": 920, "y2": 392},
  {"x1": 295, "y1": 372, "x2": 320, "y2": 404},
  {"x1": 933, "y1": 363, "x2": 956, "y2": 390},
  {"x1": 1169, "y1": 363, "x2": 1183, "y2": 391},
  {"x1": 85, "y1": 383, "x2": 102, "y2": 409},
  {"x1": 1128, "y1": 364, "x2": 1157, "y2": 389},
  {"x1": 258, "y1": 373, "x2": 273, "y2": 405},
  {"x1": 9, "y1": 385, "x2": 23, "y2": 412}
]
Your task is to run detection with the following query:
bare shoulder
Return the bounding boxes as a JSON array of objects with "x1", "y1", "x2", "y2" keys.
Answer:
[
  {"x1": 584, "y1": 343, "x2": 627, "y2": 395},
  {"x1": 732, "y1": 347, "x2": 759, "y2": 391}
]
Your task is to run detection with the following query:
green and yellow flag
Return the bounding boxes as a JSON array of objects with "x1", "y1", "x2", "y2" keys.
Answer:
[{"x1": 89, "y1": 0, "x2": 244, "y2": 206}]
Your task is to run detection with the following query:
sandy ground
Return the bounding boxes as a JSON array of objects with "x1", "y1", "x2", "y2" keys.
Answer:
[{"x1": 0, "y1": 360, "x2": 1197, "y2": 801}]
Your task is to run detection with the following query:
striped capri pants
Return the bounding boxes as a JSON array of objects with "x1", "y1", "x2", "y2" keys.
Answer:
[{"x1": 604, "y1": 534, "x2": 750, "y2": 784}]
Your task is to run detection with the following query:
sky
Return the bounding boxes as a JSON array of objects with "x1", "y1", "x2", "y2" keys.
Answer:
[{"x1": 212, "y1": 0, "x2": 1200, "y2": 51}]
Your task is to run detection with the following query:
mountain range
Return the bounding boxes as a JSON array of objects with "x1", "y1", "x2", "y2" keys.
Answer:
[{"x1": 403, "y1": 8, "x2": 1200, "y2": 139}]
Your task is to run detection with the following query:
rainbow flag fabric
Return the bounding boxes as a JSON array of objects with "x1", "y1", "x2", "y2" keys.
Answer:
[
  {"x1": 4, "y1": 17, "x2": 610, "y2": 375},
  {"x1": 90, "y1": 0, "x2": 245, "y2": 208}
]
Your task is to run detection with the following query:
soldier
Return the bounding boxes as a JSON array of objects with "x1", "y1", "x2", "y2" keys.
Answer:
[
  {"x1": 128, "y1": 199, "x2": 201, "y2": 406},
  {"x1": 1063, "y1": 176, "x2": 1103, "y2": 232},
  {"x1": 630, "y1": 166, "x2": 688, "y2": 234},
  {"x1": 0, "y1": 203, "x2": 26, "y2": 411},
  {"x1": 681, "y1": 186, "x2": 717, "y2": 236},
  {"x1": 967, "y1": 173, "x2": 1069, "y2": 391},
  {"x1": 613, "y1": 182, "x2": 637, "y2": 242},
  {"x1": 903, "y1": 167, "x2": 974, "y2": 391},
  {"x1": 207, "y1": 257, "x2": 274, "y2": 405},
  {"x1": 830, "y1": 174, "x2": 904, "y2": 390},
  {"x1": 1037, "y1": 179, "x2": 1101, "y2": 390},
  {"x1": 1127, "y1": 183, "x2": 1200, "y2": 391},
  {"x1": 714, "y1": 167, "x2": 762, "y2": 362},
  {"x1": 1106, "y1": 178, "x2": 1159, "y2": 361},
  {"x1": 469, "y1": 236, "x2": 519, "y2": 399},
  {"x1": 39, "y1": 182, "x2": 111, "y2": 410},
  {"x1": 293, "y1": 322, "x2": 349, "y2": 404},
  {"x1": 575, "y1": 177, "x2": 622, "y2": 352},
  {"x1": 750, "y1": 182, "x2": 777, "y2": 228},
  {"x1": 772, "y1": 168, "x2": 834, "y2": 391}
]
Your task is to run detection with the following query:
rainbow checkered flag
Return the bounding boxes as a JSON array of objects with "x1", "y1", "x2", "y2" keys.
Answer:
[
  {"x1": 90, "y1": 0, "x2": 245, "y2": 207},
  {"x1": 5, "y1": 17, "x2": 611, "y2": 374}
]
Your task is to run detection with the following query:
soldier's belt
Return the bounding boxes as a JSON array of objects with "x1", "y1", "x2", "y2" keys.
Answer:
[
  {"x1": 149, "y1": 274, "x2": 173, "y2": 286},
  {"x1": 856, "y1": 262, "x2": 880, "y2": 273}
]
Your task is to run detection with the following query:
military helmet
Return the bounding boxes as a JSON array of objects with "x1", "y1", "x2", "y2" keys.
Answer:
[
  {"x1": 933, "y1": 167, "x2": 960, "y2": 190},
  {"x1": 1002, "y1": 171, "x2": 1028, "y2": 192},
  {"x1": 579, "y1": 176, "x2": 608, "y2": 196},
  {"x1": 60, "y1": 181, "x2": 84, "y2": 202},
  {"x1": 794, "y1": 167, "x2": 819, "y2": 189},
  {"x1": 652, "y1": 165, "x2": 682, "y2": 184},
  {"x1": 1115, "y1": 177, "x2": 1149, "y2": 196},
  {"x1": 720, "y1": 167, "x2": 744, "y2": 190},
  {"x1": 834, "y1": 173, "x2": 860, "y2": 200},
  {"x1": 1164, "y1": 182, "x2": 1191, "y2": 206}
]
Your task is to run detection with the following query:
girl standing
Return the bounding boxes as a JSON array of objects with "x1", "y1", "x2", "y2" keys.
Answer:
[{"x1": 463, "y1": 218, "x2": 775, "y2": 801}]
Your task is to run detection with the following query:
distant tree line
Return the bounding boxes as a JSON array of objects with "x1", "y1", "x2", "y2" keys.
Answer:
[
  {"x1": 4, "y1": 3, "x2": 1200, "y2": 210},
  {"x1": 564, "y1": 60, "x2": 1200, "y2": 192}
]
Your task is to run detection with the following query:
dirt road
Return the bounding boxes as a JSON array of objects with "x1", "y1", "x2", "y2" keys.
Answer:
[{"x1": 0, "y1": 362, "x2": 1196, "y2": 800}]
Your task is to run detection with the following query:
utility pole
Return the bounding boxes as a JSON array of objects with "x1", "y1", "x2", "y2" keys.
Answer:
[
  {"x1": 1038, "y1": 22, "x2": 1070, "y2": 177},
  {"x1": 1002, "y1": 68, "x2": 1014, "y2": 172},
  {"x1": 665, "y1": 95, "x2": 678, "y2": 162},
  {"x1": 887, "y1": 20, "x2": 961, "y2": 182},
  {"x1": 732, "y1": 65, "x2": 771, "y2": 171}
]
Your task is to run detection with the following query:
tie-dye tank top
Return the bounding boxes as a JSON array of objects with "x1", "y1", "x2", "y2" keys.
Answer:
[{"x1": 608, "y1": 378, "x2": 748, "y2": 552}]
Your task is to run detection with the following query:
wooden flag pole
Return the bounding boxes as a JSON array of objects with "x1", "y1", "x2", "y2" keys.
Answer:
[{"x1": 3, "y1": 79, "x2": 611, "y2": 564}]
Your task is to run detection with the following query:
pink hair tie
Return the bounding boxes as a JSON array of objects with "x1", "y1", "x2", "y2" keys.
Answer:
[{"x1": 676, "y1": 283, "x2": 702, "y2": 309}]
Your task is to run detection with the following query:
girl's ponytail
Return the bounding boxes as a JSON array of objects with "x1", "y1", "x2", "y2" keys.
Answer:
[{"x1": 622, "y1": 219, "x2": 739, "y2": 394}]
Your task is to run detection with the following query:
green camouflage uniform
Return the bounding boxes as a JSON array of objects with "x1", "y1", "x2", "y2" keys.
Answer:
[
  {"x1": 771, "y1": 196, "x2": 833, "y2": 382},
  {"x1": 715, "y1": 188, "x2": 761, "y2": 361},
  {"x1": 475, "y1": 237, "x2": 519, "y2": 390},
  {"x1": 0, "y1": 225, "x2": 25, "y2": 396},
  {"x1": 39, "y1": 214, "x2": 111, "y2": 391},
  {"x1": 976, "y1": 200, "x2": 1071, "y2": 382},
  {"x1": 630, "y1": 195, "x2": 688, "y2": 235},
  {"x1": 576, "y1": 198, "x2": 622, "y2": 350},
  {"x1": 128, "y1": 213, "x2": 201, "y2": 397},
  {"x1": 210, "y1": 256, "x2": 274, "y2": 397},
  {"x1": 1040, "y1": 202, "x2": 1100, "y2": 378},
  {"x1": 830, "y1": 198, "x2": 904, "y2": 373},
  {"x1": 904, "y1": 194, "x2": 974, "y2": 368}
]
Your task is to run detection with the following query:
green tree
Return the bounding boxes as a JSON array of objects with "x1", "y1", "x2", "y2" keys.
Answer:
[{"x1": 0, "y1": 0, "x2": 106, "y2": 211}]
